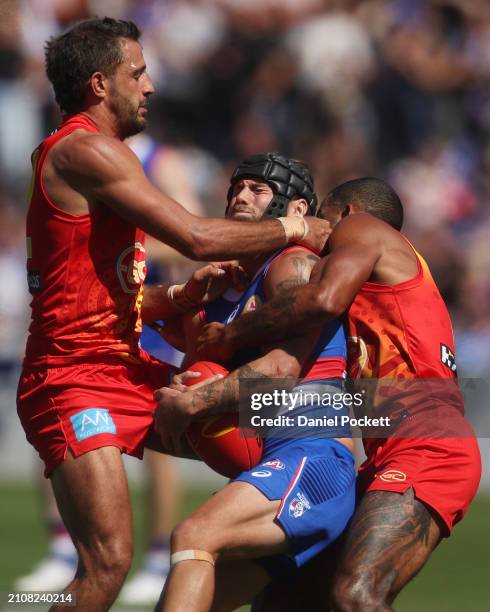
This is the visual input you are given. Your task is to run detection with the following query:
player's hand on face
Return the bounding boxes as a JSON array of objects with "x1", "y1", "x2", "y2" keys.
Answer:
[
  {"x1": 196, "y1": 322, "x2": 234, "y2": 362},
  {"x1": 299, "y1": 217, "x2": 332, "y2": 255}
]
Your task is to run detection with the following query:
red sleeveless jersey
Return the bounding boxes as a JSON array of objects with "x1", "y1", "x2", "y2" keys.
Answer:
[
  {"x1": 24, "y1": 114, "x2": 147, "y2": 366},
  {"x1": 347, "y1": 246, "x2": 462, "y2": 450},
  {"x1": 347, "y1": 249, "x2": 457, "y2": 380}
]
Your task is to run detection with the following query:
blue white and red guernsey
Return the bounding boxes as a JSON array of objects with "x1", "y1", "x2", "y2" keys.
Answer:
[
  {"x1": 200, "y1": 246, "x2": 347, "y2": 381},
  {"x1": 201, "y1": 246, "x2": 355, "y2": 575}
]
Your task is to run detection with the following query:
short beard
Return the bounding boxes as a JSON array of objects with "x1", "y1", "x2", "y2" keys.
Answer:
[
  {"x1": 109, "y1": 89, "x2": 146, "y2": 140},
  {"x1": 121, "y1": 117, "x2": 146, "y2": 140}
]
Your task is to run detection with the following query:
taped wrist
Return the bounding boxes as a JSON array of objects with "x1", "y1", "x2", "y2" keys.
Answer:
[
  {"x1": 276, "y1": 217, "x2": 309, "y2": 243},
  {"x1": 170, "y1": 549, "x2": 215, "y2": 567},
  {"x1": 167, "y1": 283, "x2": 199, "y2": 312}
]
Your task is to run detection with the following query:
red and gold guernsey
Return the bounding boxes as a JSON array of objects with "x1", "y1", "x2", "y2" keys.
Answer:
[
  {"x1": 24, "y1": 113, "x2": 147, "y2": 366},
  {"x1": 347, "y1": 246, "x2": 463, "y2": 451}
]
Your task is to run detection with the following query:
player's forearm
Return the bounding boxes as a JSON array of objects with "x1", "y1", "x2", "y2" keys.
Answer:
[
  {"x1": 141, "y1": 284, "x2": 190, "y2": 322},
  {"x1": 223, "y1": 283, "x2": 334, "y2": 352},
  {"x1": 184, "y1": 217, "x2": 289, "y2": 261},
  {"x1": 187, "y1": 353, "x2": 300, "y2": 420}
]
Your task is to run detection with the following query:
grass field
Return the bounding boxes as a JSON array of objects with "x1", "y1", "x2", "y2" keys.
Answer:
[{"x1": 0, "y1": 483, "x2": 488, "y2": 611}]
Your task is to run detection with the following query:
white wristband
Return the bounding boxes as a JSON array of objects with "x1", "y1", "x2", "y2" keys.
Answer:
[
  {"x1": 276, "y1": 217, "x2": 309, "y2": 243},
  {"x1": 167, "y1": 283, "x2": 198, "y2": 312}
]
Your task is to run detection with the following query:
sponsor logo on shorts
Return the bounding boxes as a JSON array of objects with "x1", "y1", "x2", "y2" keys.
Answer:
[
  {"x1": 70, "y1": 408, "x2": 116, "y2": 442},
  {"x1": 262, "y1": 459, "x2": 285, "y2": 470},
  {"x1": 251, "y1": 470, "x2": 272, "y2": 478},
  {"x1": 379, "y1": 469, "x2": 407, "y2": 483},
  {"x1": 288, "y1": 491, "x2": 311, "y2": 519}
]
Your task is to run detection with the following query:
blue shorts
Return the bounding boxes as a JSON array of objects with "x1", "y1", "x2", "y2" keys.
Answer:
[{"x1": 234, "y1": 437, "x2": 355, "y2": 577}]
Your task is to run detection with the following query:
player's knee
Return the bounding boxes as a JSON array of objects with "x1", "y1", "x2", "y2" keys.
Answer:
[
  {"x1": 171, "y1": 517, "x2": 217, "y2": 556},
  {"x1": 84, "y1": 534, "x2": 133, "y2": 589},
  {"x1": 331, "y1": 571, "x2": 387, "y2": 612}
]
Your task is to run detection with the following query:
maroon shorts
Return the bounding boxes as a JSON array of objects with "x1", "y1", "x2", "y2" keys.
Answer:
[
  {"x1": 357, "y1": 435, "x2": 482, "y2": 535},
  {"x1": 17, "y1": 352, "x2": 173, "y2": 477}
]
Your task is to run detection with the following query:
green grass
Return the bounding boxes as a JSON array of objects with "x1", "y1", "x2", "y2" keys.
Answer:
[
  {"x1": 0, "y1": 483, "x2": 488, "y2": 611},
  {"x1": 395, "y1": 493, "x2": 490, "y2": 612}
]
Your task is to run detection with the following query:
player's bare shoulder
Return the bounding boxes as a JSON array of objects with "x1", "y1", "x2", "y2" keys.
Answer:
[
  {"x1": 332, "y1": 213, "x2": 417, "y2": 284},
  {"x1": 52, "y1": 131, "x2": 141, "y2": 185},
  {"x1": 42, "y1": 130, "x2": 143, "y2": 215},
  {"x1": 329, "y1": 213, "x2": 390, "y2": 249},
  {"x1": 265, "y1": 246, "x2": 320, "y2": 298}
]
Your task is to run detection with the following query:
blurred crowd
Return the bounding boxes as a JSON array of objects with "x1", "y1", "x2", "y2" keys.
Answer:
[{"x1": 1, "y1": 0, "x2": 490, "y2": 374}]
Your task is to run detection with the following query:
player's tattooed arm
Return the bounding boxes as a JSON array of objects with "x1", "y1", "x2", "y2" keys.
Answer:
[
  {"x1": 195, "y1": 251, "x2": 321, "y2": 361},
  {"x1": 197, "y1": 282, "x2": 321, "y2": 360},
  {"x1": 154, "y1": 345, "x2": 303, "y2": 439},
  {"x1": 271, "y1": 253, "x2": 319, "y2": 295},
  {"x1": 154, "y1": 363, "x2": 276, "y2": 441},
  {"x1": 188, "y1": 364, "x2": 272, "y2": 416},
  {"x1": 198, "y1": 217, "x2": 381, "y2": 359}
]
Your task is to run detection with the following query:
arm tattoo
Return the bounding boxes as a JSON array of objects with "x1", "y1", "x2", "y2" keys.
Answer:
[
  {"x1": 274, "y1": 256, "x2": 312, "y2": 294},
  {"x1": 226, "y1": 253, "x2": 321, "y2": 347},
  {"x1": 190, "y1": 364, "x2": 273, "y2": 416},
  {"x1": 228, "y1": 287, "x2": 309, "y2": 347}
]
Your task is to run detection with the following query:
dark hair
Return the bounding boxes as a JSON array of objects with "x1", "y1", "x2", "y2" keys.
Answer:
[
  {"x1": 45, "y1": 17, "x2": 141, "y2": 114},
  {"x1": 323, "y1": 177, "x2": 404, "y2": 230}
]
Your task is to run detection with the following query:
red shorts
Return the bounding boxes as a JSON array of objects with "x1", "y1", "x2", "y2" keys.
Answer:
[
  {"x1": 17, "y1": 352, "x2": 173, "y2": 477},
  {"x1": 357, "y1": 435, "x2": 481, "y2": 535}
]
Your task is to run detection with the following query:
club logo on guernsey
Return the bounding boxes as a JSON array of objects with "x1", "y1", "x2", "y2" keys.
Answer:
[
  {"x1": 243, "y1": 295, "x2": 262, "y2": 313},
  {"x1": 262, "y1": 459, "x2": 285, "y2": 470},
  {"x1": 226, "y1": 295, "x2": 263, "y2": 324},
  {"x1": 288, "y1": 492, "x2": 311, "y2": 519},
  {"x1": 116, "y1": 242, "x2": 147, "y2": 294},
  {"x1": 70, "y1": 409, "x2": 116, "y2": 442}
]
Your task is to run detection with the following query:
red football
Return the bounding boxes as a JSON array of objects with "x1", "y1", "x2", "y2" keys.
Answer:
[{"x1": 184, "y1": 361, "x2": 263, "y2": 478}]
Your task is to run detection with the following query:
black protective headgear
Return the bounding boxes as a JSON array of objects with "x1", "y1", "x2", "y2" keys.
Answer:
[{"x1": 227, "y1": 152, "x2": 318, "y2": 218}]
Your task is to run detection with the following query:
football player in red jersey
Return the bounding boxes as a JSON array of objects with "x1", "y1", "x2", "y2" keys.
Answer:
[
  {"x1": 196, "y1": 177, "x2": 481, "y2": 611},
  {"x1": 18, "y1": 17, "x2": 329, "y2": 612}
]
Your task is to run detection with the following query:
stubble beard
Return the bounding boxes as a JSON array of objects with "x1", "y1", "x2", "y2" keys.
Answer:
[{"x1": 110, "y1": 89, "x2": 146, "y2": 140}]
